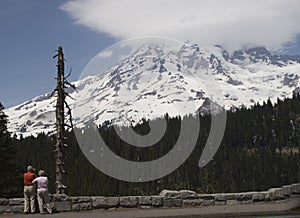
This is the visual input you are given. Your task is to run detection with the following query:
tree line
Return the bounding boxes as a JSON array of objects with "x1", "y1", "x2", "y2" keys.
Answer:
[{"x1": 1, "y1": 94, "x2": 299, "y2": 197}]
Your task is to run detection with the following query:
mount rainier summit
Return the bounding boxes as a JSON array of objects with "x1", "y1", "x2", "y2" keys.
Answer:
[{"x1": 5, "y1": 43, "x2": 300, "y2": 137}]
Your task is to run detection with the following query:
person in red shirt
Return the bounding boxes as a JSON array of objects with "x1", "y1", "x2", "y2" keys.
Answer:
[{"x1": 23, "y1": 165, "x2": 37, "y2": 214}]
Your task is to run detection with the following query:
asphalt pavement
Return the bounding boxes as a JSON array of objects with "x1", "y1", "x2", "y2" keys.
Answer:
[{"x1": 1, "y1": 198, "x2": 299, "y2": 218}]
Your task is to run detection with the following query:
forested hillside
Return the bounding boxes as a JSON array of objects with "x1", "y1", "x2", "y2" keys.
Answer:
[{"x1": 2, "y1": 94, "x2": 300, "y2": 197}]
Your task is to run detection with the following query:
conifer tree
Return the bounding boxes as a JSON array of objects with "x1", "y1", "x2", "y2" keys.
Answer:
[{"x1": 0, "y1": 102, "x2": 19, "y2": 197}]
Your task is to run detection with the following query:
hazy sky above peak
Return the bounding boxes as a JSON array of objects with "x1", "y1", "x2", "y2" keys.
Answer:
[{"x1": 61, "y1": 0, "x2": 300, "y2": 52}]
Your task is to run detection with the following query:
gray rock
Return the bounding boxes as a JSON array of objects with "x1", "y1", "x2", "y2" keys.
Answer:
[
  {"x1": 10, "y1": 205, "x2": 24, "y2": 213},
  {"x1": 92, "y1": 197, "x2": 119, "y2": 209},
  {"x1": 268, "y1": 188, "x2": 286, "y2": 200},
  {"x1": 227, "y1": 77, "x2": 243, "y2": 86},
  {"x1": 283, "y1": 73, "x2": 299, "y2": 87},
  {"x1": 202, "y1": 199, "x2": 215, "y2": 206},
  {"x1": 293, "y1": 87, "x2": 300, "y2": 96},
  {"x1": 179, "y1": 190, "x2": 198, "y2": 199},
  {"x1": 0, "y1": 205, "x2": 10, "y2": 213},
  {"x1": 252, "y1": 192, "x2": 269, "y2": 202},
  {"x1": 159, "y1": 190, "x2": 181, "y2": 199},
  {"x1": 119, "y1": 196, "x2": 138, "y2": 208},
  {"x1": 51, "y1": 194, "x2": 71, "y2": 202},
  {"x1": 9, "y1": 198, "x2": 24, "y2": 205},
  {"x1": 198, "y1": 194, "x2": 217, "y2": 200},
  {"x1": 163, "y1": 199, "x2": 183, "y2": 207},
  {"x1": 71, "y1": 196, "x2": 91, "y2": 204},
  {"x1": 282, "y1": 186, "x2": 293, "y2": 196},
  {"x1": 214, "y1": 194, "x2": 226, "y2": 202},
  {"x1": 291, "y1": 183, "x2": 300, "y2": 194},
  {"x1": 151, "y1": 196, "x2": 163, "y2": 207},
  {"x1": 215, "y1": 201, "x2": 226, "y2": 205},
  {"x1": 0, "y1": 199, "x2": 8, "y2": 205},
  {"x1": 183, "y1": 199, "x2": 203, "y2": 206},
  {"x1": 1, "y1": 182, "x2": 299, "y2": 214},
  {"x1": 138, "y1": 196, "x2": 152, "y2": 206},
  {"x1": 285, "y1": 184, "x2": 296, "y2": 195},
  {"x1": 220, "y1": 193, "x2": 239, "y2": 200},
  {"x1": 53, "y1": 201, "x2": 71, "y2": 212},
  {"x1": 72, "y1": 202, "x2": 92, "y2": 211},
  {"x1": 236, "y1": 192, "x2": 254, "y2": 201}
]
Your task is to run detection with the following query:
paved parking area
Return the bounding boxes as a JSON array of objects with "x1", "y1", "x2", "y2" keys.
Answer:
[{"x1": 1, "y1": 198, "x2": 299, "y2": 218}]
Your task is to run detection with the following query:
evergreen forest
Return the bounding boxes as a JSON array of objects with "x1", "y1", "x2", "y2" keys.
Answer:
[{"x1": 1, "y1": 94, "x2": 300, "y2": 198}]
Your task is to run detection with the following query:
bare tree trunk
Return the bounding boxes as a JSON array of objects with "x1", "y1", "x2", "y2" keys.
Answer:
[
  {"x1": 54, "y1": 46, "x2": 67, "y2": 194},
  {"x1": 52, "y1": 46, "x2": 75, "y2": 194}
]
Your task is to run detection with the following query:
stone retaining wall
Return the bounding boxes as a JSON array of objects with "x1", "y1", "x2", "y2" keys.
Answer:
[{"x1": 1, "y1": 183, "x2": 300, "y2": 213}]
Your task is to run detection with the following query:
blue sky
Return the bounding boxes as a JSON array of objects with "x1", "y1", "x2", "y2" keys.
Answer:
[
  {"x1": 1, "y1": 0, "x2": 300, "y2": 108},
  {"x1": 0, "y1": 0, "x2": 115, "y2": 108}
]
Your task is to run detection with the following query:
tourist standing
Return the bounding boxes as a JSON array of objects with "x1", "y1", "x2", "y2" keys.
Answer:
[
  {"x1": 23, "y1": 165, "x2": 36, "y2": 214},
  {"x1": 33, "y1": 170, "x2": 52, "y2": 214}
]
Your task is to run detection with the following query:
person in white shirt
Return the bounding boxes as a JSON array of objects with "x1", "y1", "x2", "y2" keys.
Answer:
[{"x1": 32, "y1": 170, "x2": 52, "y2": 214}]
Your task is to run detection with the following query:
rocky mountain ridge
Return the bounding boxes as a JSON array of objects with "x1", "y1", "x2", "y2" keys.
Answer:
[{"x1": 5, "y1": 43, "x2": 300, "y2": 137}]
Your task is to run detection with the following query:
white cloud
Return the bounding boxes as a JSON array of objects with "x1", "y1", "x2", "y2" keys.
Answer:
[
  {"x1": 61, "y1": 0, "x2": 300, "y2": 51},
  {"x1": 98, "y1": 50, "x2": 113, "y2": 58}
]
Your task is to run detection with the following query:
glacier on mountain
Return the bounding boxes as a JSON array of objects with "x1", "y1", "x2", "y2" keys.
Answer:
[{"x1": 5, "y1": 43, "x2": 300, "y2": 137}]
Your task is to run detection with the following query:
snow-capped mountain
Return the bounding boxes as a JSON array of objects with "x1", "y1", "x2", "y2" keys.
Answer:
[{"x1": 5, "y1": 43, "x2": 300, "y2": 137}]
